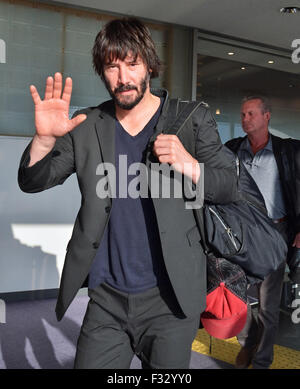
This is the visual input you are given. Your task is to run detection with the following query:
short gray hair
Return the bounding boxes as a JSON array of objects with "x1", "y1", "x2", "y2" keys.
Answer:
[{"x1": 241, "y1": 95, "x2": 272, "y2": 114}]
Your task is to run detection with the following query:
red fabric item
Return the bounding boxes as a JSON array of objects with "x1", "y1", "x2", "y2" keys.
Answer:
[{"x1": 201, "y1": 282, "x2": 247, "y2": 339}]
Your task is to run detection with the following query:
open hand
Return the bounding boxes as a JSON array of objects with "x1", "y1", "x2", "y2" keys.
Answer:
[{"x1": 30, "y1": 72, "x2": 86, "y2": 139}]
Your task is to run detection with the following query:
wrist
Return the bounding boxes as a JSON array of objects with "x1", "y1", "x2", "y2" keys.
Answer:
[
  {"x1": 191, "y1": 159, "x2": 201, "y2": 184},
  {"x1": 28, "y1": 134, "x2": 56, "y2": 167},
  {"x1": 34, "y1": 134, "x2": 56, "y2": 149}
]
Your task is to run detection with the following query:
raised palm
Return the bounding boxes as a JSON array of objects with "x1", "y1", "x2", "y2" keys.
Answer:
[{"x1": 30, "y1": 72, "x2": 86, "y2": 138}]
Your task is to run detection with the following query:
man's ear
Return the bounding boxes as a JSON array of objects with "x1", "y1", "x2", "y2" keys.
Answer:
[{"x1": 265, "y1": 112, "x2": 271, "y2": 122}]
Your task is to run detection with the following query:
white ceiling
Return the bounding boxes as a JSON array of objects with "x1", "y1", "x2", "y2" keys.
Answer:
[{"x1": 55, "y1": 0, "x2": 300, "y2": 50}]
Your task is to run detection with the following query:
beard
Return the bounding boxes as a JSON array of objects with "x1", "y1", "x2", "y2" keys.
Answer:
[{"x1": 104, "y1": 73, "x2": 149, "y2": 110}]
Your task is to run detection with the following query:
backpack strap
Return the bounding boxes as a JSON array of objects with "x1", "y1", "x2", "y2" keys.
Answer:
[
  {"x1": 234, "y1": 155, "x2": 268, "y2": 216},
  {"x1": 194, "y1": 207, "x2": 212, "y2": 257},
  {"x1": 240, "y1": 191, "x2": 268, "y2": 216},
  {"x1": 164, "y1": 98, "x2": 180, "y2": 130},
  {"x1": 163, "y1": 98, "x2": 207, "y2": 136},
  {"x1": 163, "y1": 98, "x2": 212, "y2": 256}
]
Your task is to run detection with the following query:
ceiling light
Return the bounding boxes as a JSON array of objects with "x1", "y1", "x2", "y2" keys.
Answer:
[
  {"x1": 268, "y1": 60, "x2": 274, "y2": 64},
  {"x1": 216, "y1": 109, "x2": 220, "y2": 115},
  {"x1": 227, "y1": 52, "x2": 234, "y2": 56},
  {"x1": 241, "y1": 67, "x2": 246, "y2": 70},
  {"x1": 280, "y1": 7, "x2": 300, "y2": 14}
]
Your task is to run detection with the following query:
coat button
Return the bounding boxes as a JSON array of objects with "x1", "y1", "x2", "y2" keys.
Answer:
[
  {"x1": 93, "y1": 242, "x2": 99, "y2": 249},
  {"x1": 105, "y1": 206, "x2": 111, "y2": 213}
]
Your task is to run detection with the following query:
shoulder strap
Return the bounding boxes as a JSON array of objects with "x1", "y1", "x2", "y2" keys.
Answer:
[
  {"x1": 164, "y1": 98, "x2": 207, "y2": 136},
  {"x1": 163, "y1": 98, "x2": 180, "y2": 132},
  {"x1": 225, "y1": 136, "x2": 245, "y2": 154},
  {"x1": 194, "y1": 207, "x2": 212, "y2": 257},
  {"x1": 163, "y1": 98, "x2": 212, "y2": 256},
  {"x1": 240, "y1": 191, "x2": 268, "y2": 215}
]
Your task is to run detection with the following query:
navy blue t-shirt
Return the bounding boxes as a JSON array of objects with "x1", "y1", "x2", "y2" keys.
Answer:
[{"x1": 89, "y1": 99, "x2": 170, "y2": 293}]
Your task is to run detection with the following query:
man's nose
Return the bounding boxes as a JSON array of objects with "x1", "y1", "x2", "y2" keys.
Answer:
[{"x1": 118, "y1": 65, "x2": 130, "y2": 85}]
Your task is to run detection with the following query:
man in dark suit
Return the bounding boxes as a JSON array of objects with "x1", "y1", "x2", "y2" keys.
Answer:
[
  {"x1": 226, "y1": 95, "x2": 300, "y2": 369},
  {"x1": 18, "y1": 17, "x2": 237, "y2": 369}
]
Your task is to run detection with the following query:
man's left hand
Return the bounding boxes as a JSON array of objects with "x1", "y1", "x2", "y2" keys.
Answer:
[{"x1": 153, "y1": 134, "x2": 200, "y2": 184}]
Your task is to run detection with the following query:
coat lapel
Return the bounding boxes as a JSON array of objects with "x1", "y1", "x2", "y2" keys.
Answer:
[
  {"x1": 95, "y1": 102, "x2": 116, "y2": 168},
  {"x1": 94, "y1": 102, "x2": 116, "y2": 201},
  {"x1": 271, "y1": 134, "x2": 285, "y2": 180}
]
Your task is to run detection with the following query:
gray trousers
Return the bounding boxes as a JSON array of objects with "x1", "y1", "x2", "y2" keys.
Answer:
[
  {"x1": 237, "y1": 220, "x2": 289, "y2": 368},
  {"x1": 74, "y1": 283, "x2": 200, "y2": 369}
]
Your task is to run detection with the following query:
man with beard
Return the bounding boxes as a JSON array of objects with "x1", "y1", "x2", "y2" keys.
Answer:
[{"x1": 18, "y1": 17, "x2": 237, "y2": 369}]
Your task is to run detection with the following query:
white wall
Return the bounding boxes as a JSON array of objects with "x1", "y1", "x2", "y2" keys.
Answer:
[{"x1": 0, "y1": 136, "x2": 80, "y2": 293}]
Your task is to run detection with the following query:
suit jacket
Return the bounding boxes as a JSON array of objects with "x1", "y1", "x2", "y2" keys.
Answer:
[{"x1": 18, "y1": 89, "x2": 237, "y2": 321}]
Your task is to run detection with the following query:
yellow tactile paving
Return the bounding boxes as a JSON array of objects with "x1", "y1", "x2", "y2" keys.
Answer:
[{"x1": 192, "y1": 329, "x2": 300, "y2": 369}]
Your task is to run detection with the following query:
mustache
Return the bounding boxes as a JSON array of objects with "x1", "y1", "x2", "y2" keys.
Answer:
[{"x1": 114, "y1": 84, "x2": 138, "y2": 93}]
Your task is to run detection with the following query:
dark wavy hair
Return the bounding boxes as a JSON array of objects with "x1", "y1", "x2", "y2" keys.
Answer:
[{"x1": 92, "y1": 17, "x2": 162, "y2": 80}]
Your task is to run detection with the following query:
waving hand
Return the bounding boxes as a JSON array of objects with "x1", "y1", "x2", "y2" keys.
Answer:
[
  {"x1": 30, "y1": 72, "x2": 86, "y2": 138},
  {"x1": 28, "y1": 73, "x2": 86, "y2": 166}
]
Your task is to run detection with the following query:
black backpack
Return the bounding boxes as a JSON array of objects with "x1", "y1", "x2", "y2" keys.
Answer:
[{"x1": 163, "y1": 98, "x2": 288, "y2": 283}]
